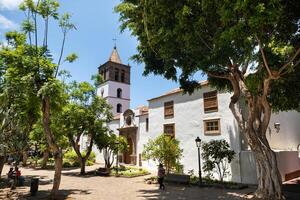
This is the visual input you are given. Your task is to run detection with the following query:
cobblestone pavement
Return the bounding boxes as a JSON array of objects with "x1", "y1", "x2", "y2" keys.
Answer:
[{"x1": 0, "y1": 164, "x2": 260, "y2": 200}]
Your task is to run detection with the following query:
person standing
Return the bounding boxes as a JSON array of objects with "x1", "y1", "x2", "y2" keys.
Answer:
[{"x1": 157, "y1": 163, "x2": 166, "y2": 190}]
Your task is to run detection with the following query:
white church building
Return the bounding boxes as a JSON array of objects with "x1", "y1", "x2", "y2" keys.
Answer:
[{"x1": 89, "y1": 47, "x2": 300, "y2": 184}]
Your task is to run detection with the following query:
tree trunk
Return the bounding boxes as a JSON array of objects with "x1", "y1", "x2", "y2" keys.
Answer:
[
  {"x1": 51, "y1": 149, "x2": 63, "y2": 198},
  {"x1": 0, "y1": 156, "x2": 5, "y2": 178},
  {"x1": 42, "y1": 96, "x2": 62, "y2": 198},
  {"x1": 228, "y1": 74, "x2": 284, "y2": 200},
  {"x1": 22, "y1": 151, "x2": 28, "y2": 167},
  {"x1": 80, "y1": 158, "x2": 86, "y2": 175},
  {"x1": 250, "y1": 136, "x2": 283, "y2": 200},
  {"x1": 41, "y1": 148, "x2": 50, "y2": 169}
]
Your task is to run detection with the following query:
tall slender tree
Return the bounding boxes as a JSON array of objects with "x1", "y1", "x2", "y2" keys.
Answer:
[
  {"x1": 0, "y1": 0, "x2": 76, "y2": 197},
  {"x1": 116, "y1": 1, "x2": 300, "y2": 199}
]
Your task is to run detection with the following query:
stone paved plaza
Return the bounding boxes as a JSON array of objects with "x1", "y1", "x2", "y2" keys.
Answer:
[{"x1": 1, "y1": 164, "x2": 299, "y2": 200}]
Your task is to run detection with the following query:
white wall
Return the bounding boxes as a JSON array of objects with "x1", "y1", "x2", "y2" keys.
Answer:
[
  {"x1": 108, "y1": 98, "x2": 130, "y2": 116},
  {"x1": 146, "y1": 86, "x2": 242, "y2": 182},
  {"x1": 267, "y1": 111, "x2": 300, "y2": 151},
  {"x1": 107, "y1": 81, "x2": 130, "y2": 100},
  {"x1": 98, "y1": 81, "x2": 130, "y2": 115}
]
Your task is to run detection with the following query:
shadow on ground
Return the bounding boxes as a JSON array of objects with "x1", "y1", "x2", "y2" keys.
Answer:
[
  {"x1": 0, "y1": 188, "x2": 91, "y2": 200},
  {"x1": 137, "y1": 184, "x2": 252, "y2": 200},
  {"x1": 24, "y1": 189, "x2": 92, "y2": 200},
  {"x1": 62, "y1": 171, "x2": 96, "y2": 178}
]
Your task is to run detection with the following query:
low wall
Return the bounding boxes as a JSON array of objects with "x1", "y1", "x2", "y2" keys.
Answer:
[
  {"x1": 240, "y1": 151, "x2": 257, "y2": 184},
  {"x1": 239, "y1": 150, "x2": 300, "y2": 184},
  {"x1": 276, "y1": 151, "x2": 300, "y2": 181}
]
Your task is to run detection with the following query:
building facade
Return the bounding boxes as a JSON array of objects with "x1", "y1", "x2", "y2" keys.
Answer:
[{"x1": 93, "y1": 47, "x2": 300, "y2": 184}]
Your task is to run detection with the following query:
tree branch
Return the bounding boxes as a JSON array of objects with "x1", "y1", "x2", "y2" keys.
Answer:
[
  {"x1": 55, "y1": 31, "x2": 66, "y2": 78},
  {"x1": 278, "y1": 47, "x2": 300, "y2": 76},
  {"x1": 255, "y1": 35, "x2": 274, "y2": 78},
  {"x1": 228, "y1": 76, "x2": 245, "y2": 131},
  {"x1": 207, "y1": 72, "x2": 230, "y2": 80}
]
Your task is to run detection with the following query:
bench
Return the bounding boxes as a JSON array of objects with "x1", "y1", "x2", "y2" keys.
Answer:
[{"x1": 165, "y1": 173, "x2": 190, "y2": 184}]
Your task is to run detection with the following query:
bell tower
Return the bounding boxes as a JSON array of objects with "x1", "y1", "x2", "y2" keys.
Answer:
[{"x1": 97, "y1": 46, "x2": 131, "y2": 115}]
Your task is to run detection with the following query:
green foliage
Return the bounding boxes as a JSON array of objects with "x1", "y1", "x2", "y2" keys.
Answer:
[
  {"x1": 65, "y1": 53, "x2": 78, "y2": 63},
  {"x1": 142, "y1": 134, "x2": 183, "y2": 173},
  {"x1": 94, "y1": 133, "x2": 128, "y2": 169},
  {"x1": 201, "y1": 140, "x2": 235, "y2": 182},
  {"x1": 63, "y1": 150, "x2": 96, "y2": 168},
  {"x1": 116, "y1": 0, "x2": 300, "y2": 110},
  {"x1": 111, "y1": 166, "x2": 150, "y2": 177}
]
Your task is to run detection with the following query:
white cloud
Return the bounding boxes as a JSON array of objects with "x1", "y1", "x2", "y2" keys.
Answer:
[
  {"x1": 0, "y1": 14, "x2": 17, "y2": 29},
  {"x1": 0, "y1": 0, "x2": 23, "y2": 10}
]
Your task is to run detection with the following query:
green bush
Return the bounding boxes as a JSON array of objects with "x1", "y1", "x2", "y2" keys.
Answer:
[
  {"x1": 202, "y1": 140, "x2": 235, "y2": 182},
  {"x1": 110, "y1": 166, "x2": 150, "y2": 177},
  {"x1": 142, "y1": 134, "x2": 183, "y2": 173},
  {"x1": 64, "y1": 150, "x2": 78, "y2": 162},
  {"x1": 63, "y1": 161, "x2": 72, "y2": 168},
  {"x1": 63, "y1": 150, "x2": 96, "y2": 168}
]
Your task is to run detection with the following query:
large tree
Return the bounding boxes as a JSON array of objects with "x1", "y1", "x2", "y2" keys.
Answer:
[
  {"x1": 116, "y1": 1, "x2": 300, "y2": 199},
  {"x1": 0, "y1": 0, "x2": 76, "y2": 197}
]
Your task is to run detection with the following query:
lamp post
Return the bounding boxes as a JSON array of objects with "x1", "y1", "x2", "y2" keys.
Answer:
[
  {"x1": 195, "y1": 137, "x2": 202, "y2": 186},
  {"x1": 115, "y1": 141, "x2": 120, "y2": 176}
]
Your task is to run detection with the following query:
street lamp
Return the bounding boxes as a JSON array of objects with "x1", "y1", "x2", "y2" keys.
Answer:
[
  {"x1": 115, "y1": 141, "x2": 120, "y2": 176},
  {"x1": 195, "y1": 137, "x2": 202, "y2": 186},
  {"x1": 274, "y1": 122, "x2": 280, "y2": 133}
]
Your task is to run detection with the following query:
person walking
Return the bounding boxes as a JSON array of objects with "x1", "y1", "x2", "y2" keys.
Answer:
[{"x1": 157, "y1": 163, "x2": 166, "y2": 190}]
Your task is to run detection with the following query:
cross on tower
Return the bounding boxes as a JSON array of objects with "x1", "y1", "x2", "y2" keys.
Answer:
[{"x1": 113, "y1": 38, "x2": 117, "y2": 49}]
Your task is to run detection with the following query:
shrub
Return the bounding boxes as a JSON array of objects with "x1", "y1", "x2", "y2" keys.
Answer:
[
  {"x1": 63, "y1": 150, "x2": 96, "y2": 168},
  {"x1": 64, "y1": 150, "x2": 78, "y2": 162},
  {"x1": 142, "y1": 134, "x2": 183, "y2": 173},
  {"x1": 111, "y1": 166, "x2": 150, "y2": 177},
  {"x1": 201, "y1": 140, "x2": 235, "y2": 182},
  {"x1": 63, "y1": 161, "x2": 72, "y2": 168}
]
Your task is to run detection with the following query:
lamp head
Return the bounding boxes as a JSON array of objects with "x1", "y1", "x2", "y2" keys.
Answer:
[
  {"x1": 274, "y1": 122, "x2": 280, "y2": 133},
  {"x1": 195, "y1": 137, "x2": 201, "y2": 148}
]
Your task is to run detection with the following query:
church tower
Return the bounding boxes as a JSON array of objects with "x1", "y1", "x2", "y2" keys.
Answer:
[{"x1": 98, "y1": 46, "x2": 130, "y2": 115}]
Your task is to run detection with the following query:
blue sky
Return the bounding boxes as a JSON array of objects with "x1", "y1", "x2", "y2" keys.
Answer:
[{"x1": 0, "y1": 0, "x2": 205, "y2": 108}]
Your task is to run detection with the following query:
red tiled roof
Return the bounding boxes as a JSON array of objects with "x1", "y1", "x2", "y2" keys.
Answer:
[{"x1": 136, "y1": 105, "x2": 148, "y2": 116}]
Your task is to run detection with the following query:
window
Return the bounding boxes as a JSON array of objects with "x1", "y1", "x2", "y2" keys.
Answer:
[
  {"x1": 203, "y1": 91, "x2": 218, "y2": 113},
  {"x1": 101, "y1": 88, "x2": 104, "y2": 97},
  {"x1": 146, "y1": 118, "x2": 149, "y2": 132},
  {"x1": 103, "y1": 69, "x2": 107, "y2": 80},
  {"x1": 117, "y1": 103, "x2": 122, "y2": 113},
  {"x1": 121, "y1": 70, "x2": 125, "y2": 82},
  {"x1": 117, "y1": 88, "x2": 122, "y2": 98},
  {"x1": 114, "y1": 68, "x2": 119, "y2": 81},
  {"x1": 164, "y1": 123, "x2": 175, "y2": 137},
  {"x1": 204, "y1": 119, "x2": 220, "y2": 135},
  {"x1": 164, "y1": 101, "x2": 174, "y2": 118}
]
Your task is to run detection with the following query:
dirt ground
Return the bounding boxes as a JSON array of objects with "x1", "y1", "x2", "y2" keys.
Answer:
[{"x1": 0, "y1": 164, "x2": 299, "y2": 200}]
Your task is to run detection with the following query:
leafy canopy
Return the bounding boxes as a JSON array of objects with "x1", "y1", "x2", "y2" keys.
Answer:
[{"x1": 116, "y1": 0, "x2": 300, "y2": 111}]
